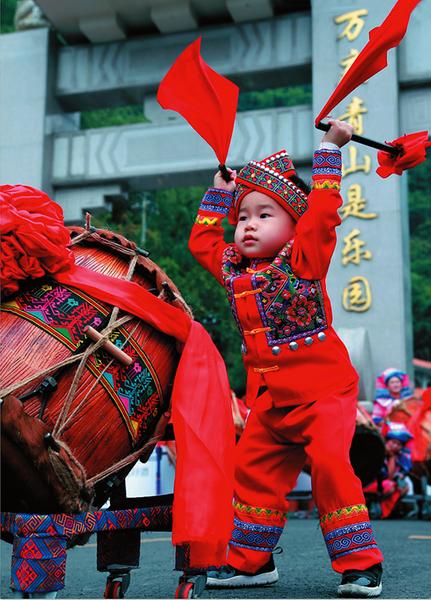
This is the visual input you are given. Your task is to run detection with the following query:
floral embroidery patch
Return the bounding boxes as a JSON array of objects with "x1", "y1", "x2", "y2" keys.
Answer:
[{"x1": 221, "y1": 243, "x2": 327, "y2": 347}]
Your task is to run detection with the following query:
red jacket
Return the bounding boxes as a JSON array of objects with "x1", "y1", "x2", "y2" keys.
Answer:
[{"x1": 189, "y1": 149, "x2": 358, "y2": 408}]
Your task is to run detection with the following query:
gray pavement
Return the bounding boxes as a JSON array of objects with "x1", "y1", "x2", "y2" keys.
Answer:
[{"x1": 1, "y1": 519, "x2": 430, "y2": 599}]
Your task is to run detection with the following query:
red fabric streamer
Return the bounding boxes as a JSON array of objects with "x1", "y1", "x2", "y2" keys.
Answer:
[
  {"x1": 157, "y1": 37, "x2": 239, "y2": 165},
  {"x1": 1, "y1": 186, "x2": 235, "y2": 568},
  {"x1": 376, "y1": 131, "x2": 431, "y2": 178},
  {"x1": 0, "y1": 185, "x2": 73, "y2": 295},
  {"x1": 315, "y1": 0, "x2": 421, "y2": 125}
]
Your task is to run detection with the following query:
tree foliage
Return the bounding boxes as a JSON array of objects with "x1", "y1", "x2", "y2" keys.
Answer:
[
  {"x1": 81, "y1": 105, "x2": 148, "y2": 130},
  {"x1": 408, "y1": 162, "x2": 431, "y2": 360},
  {"x1": 1, "y1": 0, "x2": 18, "y2": 33}
]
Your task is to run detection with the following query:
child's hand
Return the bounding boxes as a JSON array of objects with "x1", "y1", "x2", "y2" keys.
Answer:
[
  {"x1": 214, "y1": 168, "x2": 237, "y2": 192},
  {"x1": 322, "y1": 119, "x2": 353, "y2": 148}
]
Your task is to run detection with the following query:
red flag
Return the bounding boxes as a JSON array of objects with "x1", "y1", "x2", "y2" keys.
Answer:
[
  {"x1": 376, "y1": 131, "x2": 431, "y2": 178},
  {"x1": 315, "y1": 0, "x2": 421, "y2": 125},
  {"x1": 157, "y1": 37, "x2": 239, "y2": 165}
]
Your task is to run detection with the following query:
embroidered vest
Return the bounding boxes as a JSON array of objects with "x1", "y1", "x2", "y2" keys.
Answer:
[{"x1": 221, "y1": 243, "x2": 328, "y2": 350}]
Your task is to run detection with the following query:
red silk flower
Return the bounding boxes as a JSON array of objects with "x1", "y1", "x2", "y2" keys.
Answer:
[
  {"x1": 157, "y1": 37, "x2": 239, "y2": 165},
  {"x1": 376, "y1": 131, "x2": 431, "y2": 178},
  {"x1": 0, "y1": 185, "x2": 74, "y2": 296}
]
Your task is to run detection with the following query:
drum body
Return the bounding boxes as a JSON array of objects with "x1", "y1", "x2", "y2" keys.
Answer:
[{"x1": 0, "y1": 228, "x2": 188, "y2": 515}]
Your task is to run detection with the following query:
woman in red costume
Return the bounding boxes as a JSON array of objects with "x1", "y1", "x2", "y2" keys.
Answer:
[{"x1": 188, "y1": 120, "x2": 383, "y2": 598}]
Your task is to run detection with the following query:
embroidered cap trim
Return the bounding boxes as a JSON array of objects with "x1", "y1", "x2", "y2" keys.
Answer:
[{"x1": 232, "y1": 149, "x2": 308, "y2": 223}]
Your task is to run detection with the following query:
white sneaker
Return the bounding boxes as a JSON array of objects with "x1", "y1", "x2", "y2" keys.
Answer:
[{"x1": 206, "y1": 555, "x2": 279, "y2": 588}]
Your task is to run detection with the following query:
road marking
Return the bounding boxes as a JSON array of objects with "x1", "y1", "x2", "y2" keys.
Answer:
[
  {"x1": 79, "y1": 536, "x2": 171, "y2": 548},
  {"x1": 408, "y1": 535, "x2": 431, "y2": 540}
]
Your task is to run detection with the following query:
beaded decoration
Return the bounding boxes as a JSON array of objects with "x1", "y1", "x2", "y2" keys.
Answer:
[{"x1": 233, "y1": 149, "x2": 308, "y2": 222}]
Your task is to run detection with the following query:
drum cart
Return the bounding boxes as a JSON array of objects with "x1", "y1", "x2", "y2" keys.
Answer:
[
  {"x1": 0, "y1": 225, "x2": 229, "y2": 598},
  {"x1": 1, "y1": 490, "x2": 207, "y2": 599}
]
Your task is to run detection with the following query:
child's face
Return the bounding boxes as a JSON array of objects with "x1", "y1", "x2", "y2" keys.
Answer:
[
  {"x1": 234, "y1": 192, "x2": 296, "y2": 258},
  {"x1": 385, "y1": 438, "x2": 402, "y2": 455},
  {"x1": 387, "y1": 376, "x2": 402, "y2": 394}
]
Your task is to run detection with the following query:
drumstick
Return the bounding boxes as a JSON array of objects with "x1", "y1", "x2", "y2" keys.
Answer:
[{"x1": 84, "y1": 326, "x2": 134, "y2": 366}]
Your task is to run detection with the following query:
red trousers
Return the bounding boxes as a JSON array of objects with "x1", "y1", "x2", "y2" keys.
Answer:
[{"x1": 228, "y1": 390, "x2": 384, "y2": 574}]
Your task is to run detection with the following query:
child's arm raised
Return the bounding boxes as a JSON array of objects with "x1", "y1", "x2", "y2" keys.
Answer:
[
  {"x1": 188, "y1": 168, "x2": 237, "y2": 284},
  {"x1": 291, "y1": 120, "x2": 353, "y2": 279}
]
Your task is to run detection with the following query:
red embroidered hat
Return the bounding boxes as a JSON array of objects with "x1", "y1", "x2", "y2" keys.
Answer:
[{"x1": 232, "y1": 149, "x2": 308, "y2": 223}]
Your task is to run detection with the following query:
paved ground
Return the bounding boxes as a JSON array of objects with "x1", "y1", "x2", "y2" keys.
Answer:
[{"x1": 1, "y1": 518, "x2": 430, "y2": 599}]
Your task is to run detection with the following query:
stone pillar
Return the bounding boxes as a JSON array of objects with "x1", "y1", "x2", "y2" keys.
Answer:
[
  {"x1": 0, "y1": 28, "x2": 50, "y2": 188},
  {"x1": 311, "y1": 0, "x2": 413, "y2": 399}
]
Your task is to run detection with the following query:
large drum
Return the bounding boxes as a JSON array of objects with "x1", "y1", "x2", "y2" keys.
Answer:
[{"x1": 1, "y1": 227, "x2": 191, "y2": 516}]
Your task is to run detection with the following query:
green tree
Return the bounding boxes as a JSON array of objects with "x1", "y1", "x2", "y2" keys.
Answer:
[
  {"x1": 1, "y1": 0, "x2": 18, "y2": 33},
  {"x1": 238, "y1": 85, "x2": 312, "y2": 112},
  {"x1": 409, "y1": 162, "x2": 431, "y2": 361},
  {"x1": 81, "y1": 105, "x2": 148, "y2": 129}
]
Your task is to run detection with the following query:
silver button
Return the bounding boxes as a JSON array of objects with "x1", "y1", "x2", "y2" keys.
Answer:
[
  {"x1": 289, "y1": 341, "x2": 299, "y2": 351},
  {"x1": 304, "y1": 336, "x2": 313, "y2": 345},
  {"x1": 317, "y1": 332, "x2": 326, "y2": 341},
  {"x1": 271, "y1": 346, "x2": 281, "y2": 356}
]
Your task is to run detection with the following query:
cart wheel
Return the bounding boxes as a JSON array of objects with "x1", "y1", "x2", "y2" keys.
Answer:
[
  {"x1": 175, "y1": 582, "x2": 195, "y2": 599},
  {"x1": 104, "y1": 580, "x2": 124, "y2": 599}
]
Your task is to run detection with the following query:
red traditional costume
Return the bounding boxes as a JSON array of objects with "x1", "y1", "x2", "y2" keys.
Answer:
[{"x1": 188, "y1": 148, "x2": 383, "y2": 573}]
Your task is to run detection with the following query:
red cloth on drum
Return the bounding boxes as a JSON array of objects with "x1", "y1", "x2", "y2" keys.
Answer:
[
  {"x1": 229, "y1": 390, "x2": 383, "y2": 573},
  {"x1": 55, "y1": 264, "x2": 235, "y2": 568}
]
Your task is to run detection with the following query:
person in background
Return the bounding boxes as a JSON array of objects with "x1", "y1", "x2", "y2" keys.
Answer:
[
  {"x1": 364, "y1": 423, "x2": 415, "y2": 519},
  {"x1": 372, "y1": 368, "x2": 413, "y2": 424}
]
